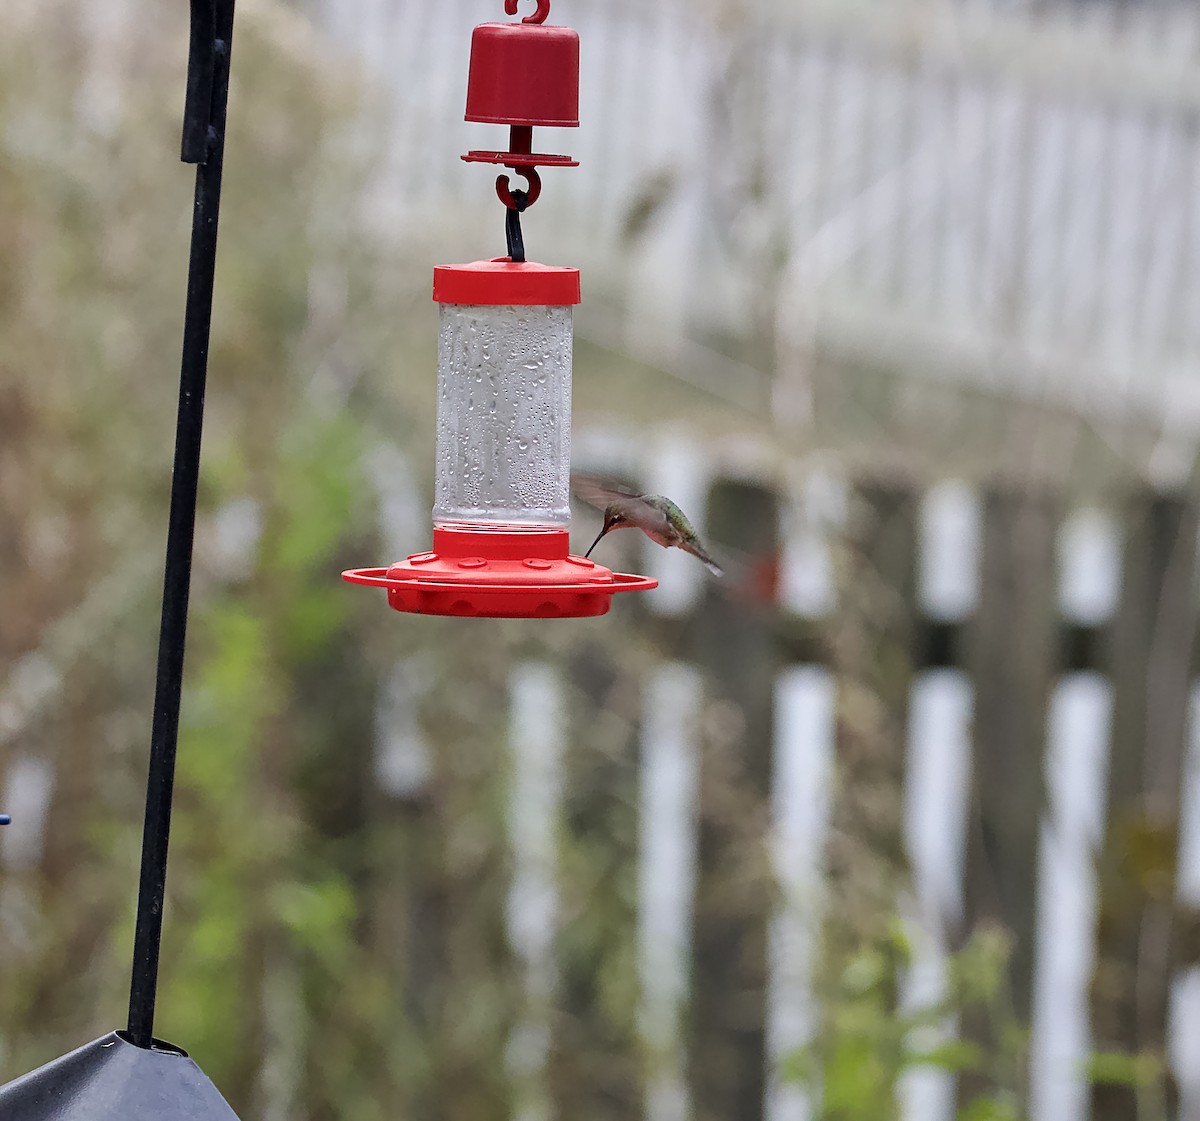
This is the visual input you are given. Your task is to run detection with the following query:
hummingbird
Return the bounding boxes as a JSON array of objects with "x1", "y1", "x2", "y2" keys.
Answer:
[{"x1": 572, "y1": 474, "x2": 724, "y2": 576}]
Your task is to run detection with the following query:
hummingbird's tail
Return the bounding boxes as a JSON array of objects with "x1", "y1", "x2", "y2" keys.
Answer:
[{"x1": 683, "y1": 539, "x2": 723, "y2": 577}]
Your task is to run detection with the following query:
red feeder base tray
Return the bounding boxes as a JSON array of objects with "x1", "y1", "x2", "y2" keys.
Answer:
[{"x1": 343, "y1": 526, "x2": 657, "y2": 619}]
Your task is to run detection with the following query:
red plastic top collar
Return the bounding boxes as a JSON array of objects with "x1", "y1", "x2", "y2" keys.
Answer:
[{"x1": 433, "y1": 258, "x2": 580, "y2": 306}]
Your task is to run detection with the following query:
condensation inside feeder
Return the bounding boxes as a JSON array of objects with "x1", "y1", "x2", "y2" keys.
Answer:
[{"x1": 434, "y1": 303, "x2": 573, "y2": 530}]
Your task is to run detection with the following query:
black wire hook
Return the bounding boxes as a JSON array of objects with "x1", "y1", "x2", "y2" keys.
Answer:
[{"x1": 505, "y1": 189, "x2": 529, "y2": 263}]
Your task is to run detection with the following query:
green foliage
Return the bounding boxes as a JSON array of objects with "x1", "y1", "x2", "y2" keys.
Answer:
[
  {"x1": 1086, "y1": 1050, "x2": 1163, "y2": 1089},
  {"x1": 910, "y1": 1040, "x2": 986, "y2": 1073},
  {"x1": 957, "y1": 1097, "x2": 1022, "y2": 1121},
  {"x1": 780, "y1": 926, "x2": 1022, "y2": 1121},
  {"x1": 271, "y1": 878, "x2": 358, "y2": 972},
  {"x1": 776, "y1": 916, "x2": 1166, "y2": 1121}
]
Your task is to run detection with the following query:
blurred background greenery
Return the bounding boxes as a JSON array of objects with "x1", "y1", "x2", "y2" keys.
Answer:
[{"x1": 4, "y1": 1, "x2": 1200, "y2": 1120}]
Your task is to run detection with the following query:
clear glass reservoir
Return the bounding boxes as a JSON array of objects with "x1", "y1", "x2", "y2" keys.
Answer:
[{"x1": 433, "y1": 302, "x2": 573, "y2": 529}]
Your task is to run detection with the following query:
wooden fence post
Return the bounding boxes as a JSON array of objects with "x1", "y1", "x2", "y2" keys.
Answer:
[
  {"x1": 371, "y1": 633, "x2": 517, "y2": 1121},
  {"x1": 823, "y1": 480, "x2": 918, "y2": 1106},
  {"x1": 366, "y1": 784, "x2": 446, "y2": 1121},
  {"x1": 827, "y1": 479, "x2": 918, "y2": 921},
  {"x1": 961, "y1": 488, "x2": 1058, "y2": 1105},
  {"x1": 1091, "y1": 492, "x2": 1198, "y2": 1120},
  {"x1": 549, "y1": 644, "x2": 644, "y2": 1121},
  {"x1": 686, "y1": 477, "x2": 781, "y2": 1121}
]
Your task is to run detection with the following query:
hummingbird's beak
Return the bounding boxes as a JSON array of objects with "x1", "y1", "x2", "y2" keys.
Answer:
[{"x1": 584, "y1": 525, "x2": 608, "y2": 559}]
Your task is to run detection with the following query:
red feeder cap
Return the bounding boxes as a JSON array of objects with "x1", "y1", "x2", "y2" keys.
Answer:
[
  {"x1": 466, "y1": 23, "x2": 580, "y2": 128},
  {"x1": 433, "y1": 259, "x2": 580, "y2": 306}
]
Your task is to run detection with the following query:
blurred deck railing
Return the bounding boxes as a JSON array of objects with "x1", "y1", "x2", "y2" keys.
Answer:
[{"x1": 326, "y1": 0, "x2": 1200, "y2": 427}]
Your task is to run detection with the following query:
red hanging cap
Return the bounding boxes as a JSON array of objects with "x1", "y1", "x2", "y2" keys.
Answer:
[
  {"x1": 465, "y1": 22, "x2": 580, "y2": 128},
  {"x1": 461, "y1": 0, "x2": 580, "y2": 205}
]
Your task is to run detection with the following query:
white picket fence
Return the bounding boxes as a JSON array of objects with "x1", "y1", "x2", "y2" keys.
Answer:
[
  {"x1": 486, "y1": 662, "x2": 1192, "y2": 1121},
  {"x1": 346, "y1": 429, "x2": 1200, "y2": 1120},
  {"x1": 2, "y1": 436, "x2": 1198, "y2": 1115}
]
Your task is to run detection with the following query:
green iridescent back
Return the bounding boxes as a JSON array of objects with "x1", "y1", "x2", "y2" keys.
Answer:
[{"x1": 644, "y1": 495, "x2": 698, "y2": 541}]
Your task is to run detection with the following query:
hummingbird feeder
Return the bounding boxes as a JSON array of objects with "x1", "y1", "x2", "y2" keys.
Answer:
[{"x1": 343, "y1": 0, "x2": 656, "y2": 618}]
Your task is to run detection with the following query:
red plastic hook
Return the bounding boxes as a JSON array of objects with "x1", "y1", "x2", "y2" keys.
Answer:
[
  {"x1": 504, "y1": 0, "x2": 550, "y2": 24},
  {"x1": 496, "y1": 167, "x2": 542, "y2": 209}
]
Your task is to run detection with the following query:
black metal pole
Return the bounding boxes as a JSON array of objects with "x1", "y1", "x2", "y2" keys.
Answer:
[{"x1": 127, "y1": 0, "x2": 236, "y2": 1050}]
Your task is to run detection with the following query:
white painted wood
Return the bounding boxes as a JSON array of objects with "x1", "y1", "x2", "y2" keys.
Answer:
[
  {"x1": 209, "y1": 497, "x2": 263, "y2": 582},
  {"x1": 1030, "y1": 674, "x2": 1113, "y2": 1121},
  {"x1": 779, "y1": 470, "x2": 847, "y2": 619},
  {"x1": 899, "y1": 671, "x2": 974, "y2": 1121},
  {"x1": 375, "y1": 658, "x2": 434, "y2": 798},
  {"x1": 366, "y1": 444, "x2": 426, "y2": 561},
  {"x1": 1057, "y1": 508, "x2": 1121, "y2": 625},
  {"x1": 507, "y1": 663, "x2": 566, "y2": 1121},
  {"x1": 919, "y1": 482, "x2": 981, "y2": 622},
  {"x1": 1169, "y1": 685, "x2": 1200, "y2": 1113},
  {"x1": 898, "y1": 916, "x2": 958, "y2": 1121},
  {"x1": 765, "y1": 666, "x2": 837, "y2": 1121},
  {"x1": 640, "y1": 664, "x2": 703, "y2": 1121},
  {"x1": 905, "y1": 671, "x2": 975, "y2": 929}
]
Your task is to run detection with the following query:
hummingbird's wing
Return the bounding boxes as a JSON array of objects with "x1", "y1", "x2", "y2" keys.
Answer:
[{"x1": 570, "y1": 471, "x2": 644, "y2": 512}]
